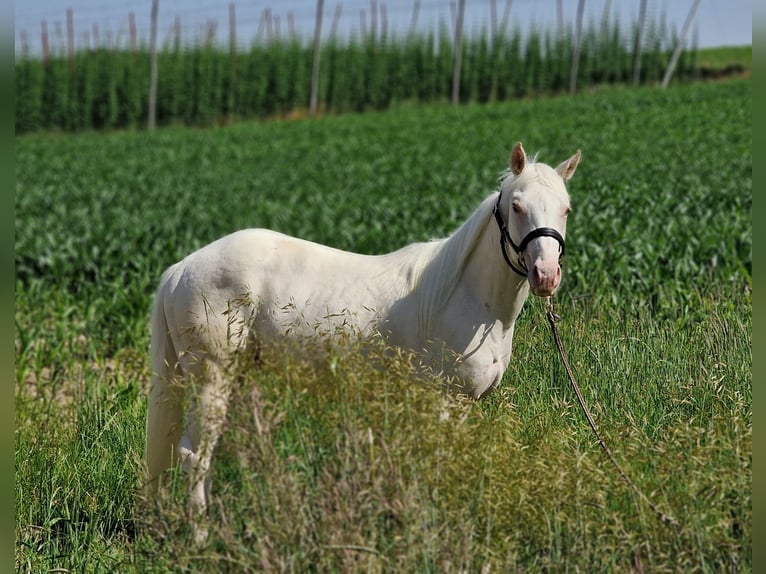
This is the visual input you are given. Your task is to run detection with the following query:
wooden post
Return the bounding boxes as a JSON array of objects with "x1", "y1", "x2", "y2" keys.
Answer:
[
  {"x1": 92, "y1": 23, "x2": 100, "y2": 50},
  {"x1": 380, "y1": 2, "x2": 387, "y2": 42},
  {"x1": 600, "y1": 0, "x2": 612, "y2": 38},
  {"x1": 569, "y1": 0, "x2": 585, "y2": 94},
  {"x1": 329, "y1": 4, "x2": 343, "y2": 40},
  {"x1": 41, "y1": 20, "x2": 49, "y2": 64},
  {"x1": 408, "y1": 0, "x2": 420, "y2": 37},
  {"x1": 66, "y1": 8, "x2": 74, "y2": 75},
  {"x1": 229, "y1": 3, "x2": 237, "y2": 69},
  {"x1": 173, "y1": 16, "x2": 181, "y2": 52},
  {"x1": 54, "y1": 21, "x2": 64, "y2": 53},
  {"x1": 451, "y1": 0, "x2": 465, "y2": 105},
  {"x1": 498, "y1": 0, "x2": 513, "y2": 37},
  {"x1": 287, "y1": 12, "x2": 296, "y2": 40},
  {"x1": 310, "y1": 0, "x2": 325, "y2": 115},
  {"x1": 633, "y1": 0, "x2": 647, "y2": 85},
  {"x1": 661, "y1": 0, "x2": 701, "y2": 88},
  {"x1": 148, "y1": 0, "x2": 159, "y2": 131},
  {"x1": 370, "y1": 0, "x2": 377, "y2": 43},
  {"x1": 265, "y1": 9, "x2": 274, "y2": 44},
  {"x1": 255, "y1": 10, "x2": 265, "y2": 43},
  {"x1": 489, "y1": 0, "x2": 498, "y2": 44},
  {"x1": 129, "y1": 13, "x2": 137, "y2": 57}
]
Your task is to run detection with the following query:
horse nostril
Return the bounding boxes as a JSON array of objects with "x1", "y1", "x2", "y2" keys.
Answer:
[{"x1": 533, "y1": 263, "x2": 561, "y2": 285}]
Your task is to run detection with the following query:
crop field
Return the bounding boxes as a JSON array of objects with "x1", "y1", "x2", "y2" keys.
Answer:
[
  {"x1": 16, "y1": 14, "x2": 700, "y2": 133},
  {"x1": 15, "y1": 78, "x2": 750, "y2": 571}
]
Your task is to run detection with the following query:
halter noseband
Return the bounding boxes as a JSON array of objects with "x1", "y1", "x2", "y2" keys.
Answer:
[{"x1": 492, "y1": 191, "x2": 566, "y2": 277}]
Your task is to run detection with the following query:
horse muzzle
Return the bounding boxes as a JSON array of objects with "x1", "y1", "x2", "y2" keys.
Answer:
[{"x1": 528, "y1": 260, "x2": 562, "y2": 297}]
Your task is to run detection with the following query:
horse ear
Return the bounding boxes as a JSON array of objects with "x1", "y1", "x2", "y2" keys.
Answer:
[
  {"x1": 555, "y1": 149, "x2": 581, "y2": 181},
  {"x1": 509, "y1": 142, "x2": 526, "y2": 175}
]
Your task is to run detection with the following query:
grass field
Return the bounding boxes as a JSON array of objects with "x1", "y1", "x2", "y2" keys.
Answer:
[
  {"x1": 15, "y1": 77, "x2": 751, "y2": 571},
  {"x1": 695, "y1": 45, "x2": 752, "y2": 75}
]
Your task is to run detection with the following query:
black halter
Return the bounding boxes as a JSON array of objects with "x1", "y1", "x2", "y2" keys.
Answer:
[{"x1": 492, "y1": 191, "x2": 566, "y2": 277}]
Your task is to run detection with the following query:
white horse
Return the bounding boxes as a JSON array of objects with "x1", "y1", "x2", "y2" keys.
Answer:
[{"x1": 145, "y1": 142, "x2": 581, "y2": 541}]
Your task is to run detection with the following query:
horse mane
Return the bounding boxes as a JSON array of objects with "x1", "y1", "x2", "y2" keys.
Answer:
[
  {"x1": 421, "y1": 161, "x2": 535, "y2": 300},
  {"x1": 407, "y1": 188, "x2": 501, "y2": 334},
  {"x1": 402, "y1": 159, "x2": 539, "y2": 336}
]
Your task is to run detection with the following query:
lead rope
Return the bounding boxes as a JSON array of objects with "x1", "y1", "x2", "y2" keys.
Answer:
[{"x1": 544, "y1": 296, "x2": 681, "y2": 530}]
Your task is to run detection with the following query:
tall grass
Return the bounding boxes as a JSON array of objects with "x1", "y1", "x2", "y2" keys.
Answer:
[
  {"x1": 15, "y1": 14, "x2": 700, "y2": 133},
  {"x1": 16, "y1": 292, "x2": 750, "y2": 571}
]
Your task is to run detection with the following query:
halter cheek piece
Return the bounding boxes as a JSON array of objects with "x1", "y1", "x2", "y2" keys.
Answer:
[{"x1": 492, "y1": 191, "x2": 566, "y2": 277}]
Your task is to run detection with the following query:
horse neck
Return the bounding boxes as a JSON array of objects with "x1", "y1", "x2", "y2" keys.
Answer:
[
  {"x1": 463, "y1": 208, "x2": 531, "y2": 326},
  {"x1": 419, "y1": 193, "x2": 530, "y2": 327}
]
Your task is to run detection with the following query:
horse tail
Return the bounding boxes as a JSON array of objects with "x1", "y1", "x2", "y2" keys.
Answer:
[{"x1": 145, "y1": 273, "x2": 185, "y2": 489}]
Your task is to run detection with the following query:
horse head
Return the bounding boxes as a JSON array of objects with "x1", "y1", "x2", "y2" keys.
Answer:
[{"x1": 496, "y1": 142, "x2": 581, "y2": 297}]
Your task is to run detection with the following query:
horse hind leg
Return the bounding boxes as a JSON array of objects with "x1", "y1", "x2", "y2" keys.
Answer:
[
  {"x1": 177, "y1": 359, "x2": 232, "y2": 545},
  {"x1": 177, "y1": 299, "x2": 257, "y2": 544}
]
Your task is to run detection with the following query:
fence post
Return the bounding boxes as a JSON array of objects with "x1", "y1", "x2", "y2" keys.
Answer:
[
  {"x1": 408, "y1": 0, "x2": 420, "y2": 37},
  {"x1": 490, "y1": 0, "x2": 497, "y2": 42},
  {"x1": 498, "y1": 0, "x2": 513, "y2": 38},
  {"x1": 310, "y1": 0, "x2": 325, "y2": 115},
  {"x1": 41, "y1": 20, "x2": 49, "y2": 64},
  {"x1": 129, "y1": 13, "x2": 137, "y2": 58},
  {"x1": 148, "y1": 0, "x2": 159, "y2": 131},
  {"x1": 633, "y1": 0, "x2": 647, "y2": 85},
  {"x1": 380, "y1": 2, "x2": 387, "y2": 41},
  {"x1": 661, "y1": 0, "x2": 701, "y2": 88},
  {"x1": 287, "y1": 12, "x2": 296, "y2": 40},
  {"x1": 569, "y1": 0, "x2": 585, "y2": 94},
  {"x1": 600, "y1": 0, "x2": 612, "y2": 38},
  {"x1": 265, "y1": 9, "x2": 274, "y2": 44},
  {"x1": 229, "y1": 3, "x2": 237, "y2": 70},
  {"x1": 451, "y1": 0, "x2": 465, "y2": 105},
  {"x1": 66, "y1": 8, "x2": 74, "y2": 75},
  {"x1": 329, "y1": 4, "x2": 343, "y2": 39},
  {"x1": 370, "y1": 0, "x2": 377, "y2": 44},
  {"x1": 92, "y1": 23, "x2": 100, "y2": 50}
]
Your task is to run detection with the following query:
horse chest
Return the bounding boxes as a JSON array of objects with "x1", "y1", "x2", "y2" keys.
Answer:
[{"x1": 424, "y1": 301, "x2": 516, "y2": 397}]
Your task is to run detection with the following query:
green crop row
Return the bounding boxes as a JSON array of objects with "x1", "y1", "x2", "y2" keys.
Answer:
[{"x1": 15, "y1": 15, "x2": 699, "y2": 133}]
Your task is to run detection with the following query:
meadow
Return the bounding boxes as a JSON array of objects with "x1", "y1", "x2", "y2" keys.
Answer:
[{"x1": 15, "y1": 77, "x2": 751, "y2": 571}]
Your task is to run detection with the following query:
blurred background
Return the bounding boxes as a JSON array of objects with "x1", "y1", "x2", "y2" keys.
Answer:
[{"x1": 14, "y1": 0, "x2": 753, "y2": 133}]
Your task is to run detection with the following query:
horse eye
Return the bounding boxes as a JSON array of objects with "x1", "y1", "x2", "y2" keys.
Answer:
[
  {"x1": 564, "y1": 207, "x2": 572, "y2": 216},
  {"x1": 512, "y1": 202, "x2": 522, "y2": 214}
]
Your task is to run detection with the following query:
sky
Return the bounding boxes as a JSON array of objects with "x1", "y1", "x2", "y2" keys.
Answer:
[{"x1": 14, "y1": 0, "x2": 753, "y2": 57}]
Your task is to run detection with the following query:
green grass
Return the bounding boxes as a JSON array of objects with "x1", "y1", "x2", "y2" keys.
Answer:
[
  {"x1": 696, "y1": 45, "x2": 752, "y2": 74},
  {"x1": 15, "y1": 77, "x2": 751, "y2": 571}
]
